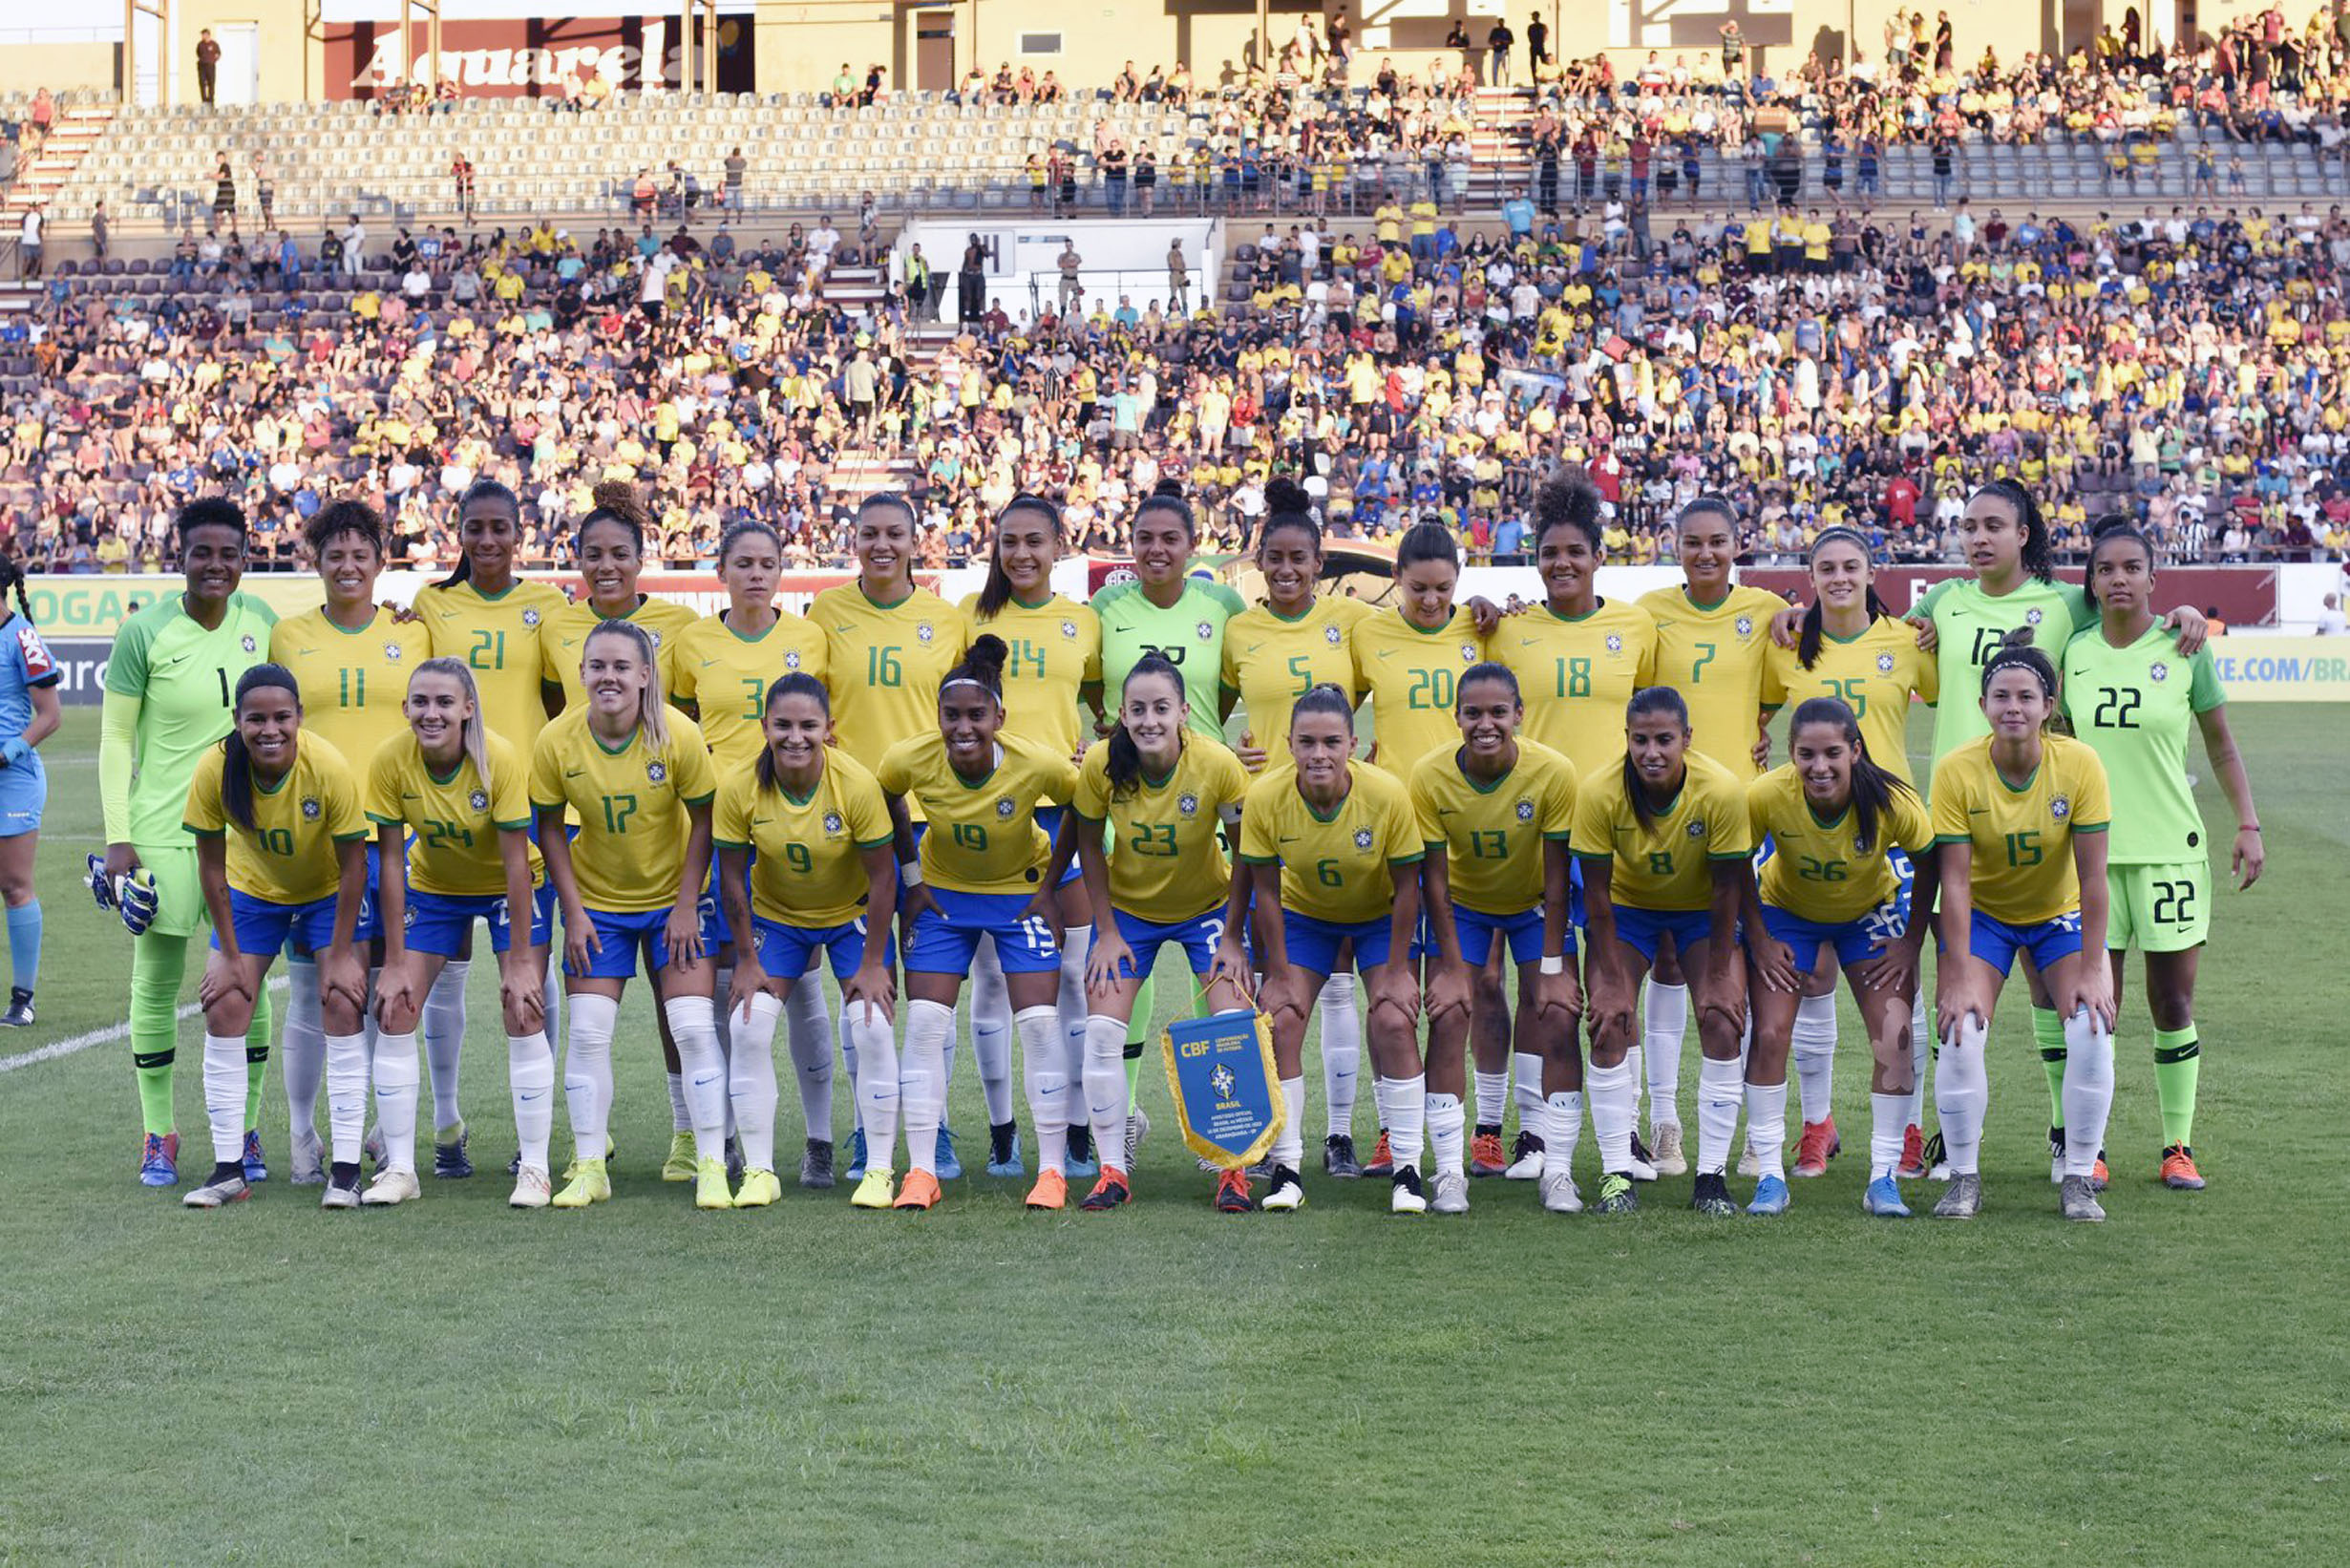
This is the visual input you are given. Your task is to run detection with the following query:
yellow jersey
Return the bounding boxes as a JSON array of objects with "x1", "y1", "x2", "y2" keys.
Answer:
[
  {"x1": 1637, "y1": 583, "x2": 1785, "y2": 779},
  {"x1": 1570, "y1": 750, "x2": 1753, "y2": 913},
  {"x1": 1238, "y1": 761, "x2": 1424, "y2": 926},
  {"x1": 669, "y1": 611, "x2": 831, "y2": 774},
  {"x1": 711, "y1": 751, "x2": 893, "y2": 928},
  {"x1": 959, "y1": 593, "x2": 1101, "y2": 765},
  {"x1": 877, "y1": 731, "x2": 1077, "y2": 897},
  {"x1": 1408, "y1": 739, "x2": 1578, "y2": 917},
  {"x1": 812, "y1": 583, "x2": 968, "y2": 808},
  {"x1": 1484, "y1": 599, "x2": 1659, "y2": 781},
  {"x1": 1748, "y1": 764, "x2": 1932, "y2": 923},
  {"x1": 269, "y1": 606, "x2": 433, "y2": 772},
  {"x1": 1352, "y1": 606, "x2": 1488, "y2": 781},
  {"x1": 527, "y1": 706, "x2": 717, "y2": 914},
  {"x1": 1928, "y1": 734, "x2": 2110, "y2": 926},
  {"x1": 365, "y1": 730, "x2": 542, "y2": 899},
  {"x1": 1220, "y1": 596, "x2": 1372, "y2": 765},
  {"x1": 182, "y1": 731, "x2": 369, "y2": 906},
  {"x1": 411, "y1": 578, "x2": 569, "y2": 751},
  {"x1": 1761, "y1": 617, "x2": 1938, "y2": 786},
  {"x1": 540, "y1": 595, "x2": 698, "y2": 711},
  {"x1": 1070, "y1": 734, "x2": 1250, "y2": 924}
]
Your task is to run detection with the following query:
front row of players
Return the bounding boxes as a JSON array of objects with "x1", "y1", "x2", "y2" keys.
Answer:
[{"x1": 175, "y1": 608, "x2": 2187, "y2": 1224}]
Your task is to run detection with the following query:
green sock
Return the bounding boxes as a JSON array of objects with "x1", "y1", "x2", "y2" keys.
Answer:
[
  {"x1": 2154, "y1": 1026, "x2": 2201, "y2": 1147},
  {"x1": 129, "y1": 932, "x2": 189, "y2": 1136},
  {"x1": 243, "y1": 985, "x2": 273, "y2": 1133},
  {"x1": 2032, "y1": 1006, "x2": 2067, "y2": 1130},
  {"x1": 1123, "y1": 970, "x2": 1157, "y2": 1112}
]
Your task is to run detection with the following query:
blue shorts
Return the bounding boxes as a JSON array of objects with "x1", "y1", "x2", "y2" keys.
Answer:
[
  {"x1": 1035, "y1": 805, "x2": 1083, "y2": 888},
  {"x1": 1967, "y1": 910, "x2": 2084, "y2": 978},
  {"x1": 214, "y1": 886, "x2": 340, "y2": 959},
  {"x1": 1412, "y1": 903, "x2": 1561, "y2": 965},
  {"x1": 1108, "y1": 905, "x2": 1234, "y2": 981},
  {"x1": 1609, "y1": 905, "x2": 1715, "y2": 965},
  {"x1": 406, "y1": 883, "x2": 556, "y2": 957},
  {"x1": 1281, "y1": 908, "x2": 1394, "y2": 975},
  {"x1": 752, "y1": 914, "x2": 894, "y2": 983},
  {"x1": 1760, "y1": 902, "x2": 1888, "y2": 974},
  {"x1": 905, "y1": 887, "x2": 1061, "y2": 976},
  {"x1": 700, "y1": 854, "x2": 752, "y2": 951},
  {"x1": 1568, "y1": 858, "x2": 1586, "y2": 928},
  {"x1": 564, "y1": 905, "x2": 685, "y2": 980},
  {"x1": 0, "y1": 750, "x2": 46, "y2": 837}
]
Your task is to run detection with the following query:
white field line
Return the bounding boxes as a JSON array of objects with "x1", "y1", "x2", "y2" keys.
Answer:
[{"x1": 0, "y1": 974, "x2": 291, "y2": 1073}]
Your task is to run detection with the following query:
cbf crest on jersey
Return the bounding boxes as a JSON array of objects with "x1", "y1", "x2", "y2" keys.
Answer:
[
  {"x1": 1515, "y1": 799, "x2": 1535, "y2": 822},
  {"x1": 385, "y1": 642, "x2": 406, "y2": 662},
  {"x1": 646, "y1": 760, "x2": 667, "y2": 784},
  {"x1": 301, "y1": 797, "x2": 322, "y2": 820},
  {"x1": 784, "y1": 650, "x2": 803, "y2": 671},
  {"x1": 1323, "y1": 625, "x2": 1343, "y2": 645},
  {"x1": 1876, "y1": 653, "x2": 1897, "y2": 673},
  {"x1": 917, "y1": 623, "x2": 936, "y2": 643},
  {"x1": 1196, "y1": 621, "x2": 1215, "y2": 641},
  {"x1": 1352, "y1": 827, "x2": 1375, "y2": 851},
  {"x1": 996, "y1": 797, "x2": 1017, "y2": 818},
  {"x1": 1686, "y1": 819, "x2": 1707, "y2": 838},
  {"x1": 242, "y1": 634, "x2": 258, "y2": 653},
  {"x1": 822, "y1": 811, "x2": 845, "y2": 836},
  {"x1": 521, "y1": 607, "x2": 541, "y2": 627},
  {"x1": 2025, "y1": 606, "x2": 2045, "y2": 625},
  {"x1": 469, "y1": 789, "x2": 490, "y2": 812},
  {"x1": 1459, "y1": 644, "x2": 1478, "y2": 663},
  {"x1": 2150, "y1": 662, "x2": 2170, "y2": 683},
  {"x1": 2051, "y1": 795, "x2": 2071, "y2": 820},
  {"x1": 1734, "y1": 615, "x2": 1755, "y2": 638},
  {"x1": 1176, "y1": 792, "x2": 1200, "y2": 818},
  {"x1": 1605, "y1": 633, "x2": 1624, "y2": 653},
  {"x1": 1061, "y1": 620, "x2": 1080, "y2": 640}
]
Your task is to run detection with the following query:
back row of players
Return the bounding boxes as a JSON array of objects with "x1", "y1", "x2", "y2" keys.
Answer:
[{"x1": 99, "y1": 470, "x2": 2261, "y2": 1219}]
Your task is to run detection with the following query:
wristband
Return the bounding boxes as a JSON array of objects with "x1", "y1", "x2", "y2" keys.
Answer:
[
  {"x1": 900, "y1": 862, "x2": 924, "y2": 887},
  {"x1": 2240, "y1": 823, "x2": 2261, "y2": 832},
  {"x1": 1539, "y1": 955, "x2": 1565, "y2": 975}
]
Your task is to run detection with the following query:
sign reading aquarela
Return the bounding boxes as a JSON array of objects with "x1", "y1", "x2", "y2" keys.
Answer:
[{"x1": 323, "y1": 15, "x2": 754, "y2": 99}]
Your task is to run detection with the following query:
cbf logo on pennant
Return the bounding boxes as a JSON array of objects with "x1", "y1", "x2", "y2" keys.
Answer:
[{"x1": 1162, "y1": 1009, "x2": 1286, "y2": 1171}]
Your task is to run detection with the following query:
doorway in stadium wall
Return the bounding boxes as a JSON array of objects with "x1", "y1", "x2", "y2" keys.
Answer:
[
  {"x1": 914, "y1": 5, "x2": 957, "y2": 93},
  {"x1": 210, "y1": 21, "x2": 261, "y2": 106}
]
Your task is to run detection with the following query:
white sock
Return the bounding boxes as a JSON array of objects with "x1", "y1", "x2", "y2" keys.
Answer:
[
  {"x1": 2060, "y1": 1008, "x2": 2114, "y2": 1178},
  {"x1": 422, "y1": 959, "x2": 469, "y2": 1134},
  {"x1": 1745, "y1": 1079, "x2": 1789, "y2": 1180},
  {"x1": 848, "y1": 1001, "x2": 900, "y2": 1173},
  {"x1": 1905, "y1": 991, "x2": 1931, "y2": 1129},
  {"x1": 1057, "y1": 925, "x2": 1092, "y2": 1141},
  {"x1": 322, "y1": 1029, "x2": 367, "y2": 1167},
  {"x1": 203, "y1": 1031, "x2": 250, "y2": 1164},
  {"x1": 1695, "y1": 1055, "x2": 1745, "y2": 1176},
  {"x1": 1625, "y1": 1043, "x2": 1644, "y2": 1122},
  {"x1": 1319, "y1": 972, "x2": 1362, "y2": 1136},
  {"x1": 1545, "y1": 1090, "x2": 1583, "y2": 1170},
  {"x1": 372, "y1": 1028, "x2": 420, "y2": 1174},
  {"x1": 508, "y1": 1030, "x2": 555, "y2": 1171},
  {"x1": 1511, "y1": 1050, "x2": 1544, "y2": 1132},
  {"x1": 281, "y1": 959, "x2": 325, "y2": 1149},
  {"x1": 711, "y1": 967, "x2": 737, "y2": 1144},
  {"x1": 667, "y1": 1070, "x2": 690, "y2": 1134},
  {"x1": 836, "y1": 1004, "x2": 862, "y2": 1096},
  {"x1": 900, "y1": 998, "x2": 954, "y2": 1176},
  {"x1": 541, "y1": 969, "x2": 564, "y2": 1057},
  {"x1": 1275, "y1": 1075, "x2": 1306, "y2": 1168},
  {"x1": 1016, "y1": 1005, "x2": 1069, "y2": 1174},
  {"x1": 1083, "y1": 1014, "x2": 1129, "y2": 1175},
  {"x1": 784, "y1": 980, "x2": 834, "y2": 1145},
  {"x1": 1792, "y1": 990, "x2": 1838, "y2": 1128},
  {"x1": 1642, "y1": 980, "x2": 1689, "y2": 1130},
  {"x1": 1473, "y1": 1069, "x2": 1509, "y2": 1129},
  {"x1": 728, "y1": 992, "x2": 782, "y2": 1174},
  {"x1": 1869, "y1": 1091, "x2": 1908, "y2": 1182},
  {"x1": 1427, "y1": 1090, "x2": 1467, "y2": 1176},
  {"x1": 970, "y1": 941, "x2": 1016, "y2": 1128},
  {"x1": 666, "y1": 994, "x2": 727, "y2": 1158},
  {"x1": 1385, "y1": 1072, "x2": 1427, "y2": 1167},
  {"x1": 562, "y1": 992, "x2": 619, "y2": 1159},
  {"x1": 1587, "y1": 1060, "x2": 1636, "y2": 1174},
  {"x1": 1935, "y1": 1014, "x2": 1989, "y2": 1176}
]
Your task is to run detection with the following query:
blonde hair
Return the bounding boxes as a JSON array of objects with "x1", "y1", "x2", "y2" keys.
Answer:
[
  {"x1": 409, "y1": 658, "x2": 495, "y2": 794},
  {"x1": 582, "y1": 618, "x2": 669, "y2": 751}
]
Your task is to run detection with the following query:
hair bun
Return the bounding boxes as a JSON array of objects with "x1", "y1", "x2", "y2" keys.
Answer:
[
  {"x1": 591, "y1": 480, "x2": 646, "y2": 523},
  {"x1": 1264, "y1": 476, "x2": 1314, "y2": 517},
  {"x1": 1535, "y1": 465, "x2": 1601, "y2": 531},
  {"x1": 1151, "y1": 477, "x2": 1187, "y2": 499}
]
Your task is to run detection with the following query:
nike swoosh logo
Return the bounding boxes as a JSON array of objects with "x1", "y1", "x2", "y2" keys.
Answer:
[
  {"x1": 295, "y1": 647, "x2": 317, "y2": 656},
  {"x1": 1969, "y1": 807, "x2": 1990, "y2": 815},
  {"x1": 692, "y1": 1073, "x2": 723, "y2": 1088},
  {"x1": 1278, "y1": 834, "x2": 1301, "y2": 843},
  {"x1": 519, "y1": 1090, "x2": 546, "y2": 1102},
  {"x1": 1377, "y1": 648, "x2": 1398, "y2": 659},
  {"x1": 564, "y1": 769, "x2": 585, "y2": 778},
  {"x1": 701, "y1": 659, "x2": 719, "y2": 667}
]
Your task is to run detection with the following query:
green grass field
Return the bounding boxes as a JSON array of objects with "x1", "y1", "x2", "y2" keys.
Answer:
[{"x1": 3, "y1": 705, "x2": 2346, "y2": 1565}]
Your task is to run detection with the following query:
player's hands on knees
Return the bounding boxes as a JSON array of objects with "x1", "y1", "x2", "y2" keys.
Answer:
[
  {"x1": 200, "y1": 949, "x2": 251, "y2": 1010},
  {"x1": 1934, "y1": 977, "x2": 1982, "y2": 1043},
  {"x1": 1085, "y1": 932, "x2": 1134, "y2": 997},
  {"x1": 845, "y1": 962, "x2": 896, "y2": 1027},
  {"x1": 373, "y1": 963, "x2": 418, "y2": 1028},
  {"x1": 498, "y1": 954, "x2": 545, "y2": 1032},
  {"x1": 1423, "y1": 960, "x2": 1472, "y2": 1024},
  {"x1": 1534, "y1": 965, "x2": 1581, "y2": 1030},
  {"x1": 726, "y1": 959, "x2": 771, "y2": 1023},
  {"x1": 1748, "y1": 934, "x2": 1802, "y2": 993},
  {"x1": 664, "y1": 907, "x2": 705, "y2": 968},
  {"x1": 2064, "y1": 970, "x2": 2118, "y2": 1034},
  {"x1": 322, "y1": 948, "x2": 369, "y2": 1014},
  {"x1": 1367, "y1": 964, "x2": 1421, "y2": 1028},
  {"x1": 1209, "y1": 938, "x2": 1255, "y2": 1004},
  {"x1": 1852, "y1": 939, "x2": 1918, "y2": 996}
]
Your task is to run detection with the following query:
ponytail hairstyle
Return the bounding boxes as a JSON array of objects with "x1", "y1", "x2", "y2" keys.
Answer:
[
  {"x1": 222, "y1": 663, "x2": 302, "y2": 833},
  {"x1": 0, "y1": 556, "x2": 32, "y2": 625},
  {"x1": 1980, "y1": 625, "x2": 2059, "y2": 700},
  {"x1": 857, "y1": 491, "x2": 920, "y2": 533},
  {"x1": 1788, "y1": 696, "x2": 1914, "y2": 856},
  {"x1": 1970, "y1": 477, "x2": 2056, "y2": 583},
  {"x1": 579, "y1": 478, "x2": 649, "y2": 559},
  {"x1": 1256, "y1": 475, "x2": 1323, "y2": 556},
  {"x1": 976, "y1": 494, "x2": 1063, "y2": 620},
  {"x1": 1533, "y1": 463, "x2": 1604, "y2": 554},
  {"x1": 302, "y1": 496, "x2": 385, "y2": 567},
  {"x1": 582, "y1": 618, "x2": 669, "y2": 751},
  {"x1": 409, "y1": 657, "x2": 495, "y2": 795},
  {"x1": 752, "y1": 671, "x2": 832, "y2": 795},
  {"x1": 1289, "y1": 680, "x2": 1358, "y2": 737},
  {"x1": 1104, "y1": 653, "x2": 1186, "y2": 801},
  {"x1": 1620, "y1": 685, "x2": 1690, "y2": 831},
  {"x1": 2085, "y1": 514, "x2": 2155, "y2": 608},
  {"x1": 439, "y1": 477, "x2": 519, "y2": 589},
  {"x1": 1133, "y1": 478, "x2": 1196, "y2": 540},
  {"x1": 1676, "y1": 492, "x2": 1742, "y2": 539},
  {"x1": 717, "y1": 517, "x2": 784, "y2": 570},
  {"x1": 1796, "y1": 525, "x2": 1893, "y2": 669},
  {"x1": 941, "y1": 632, "x2": 1009, "y2": 705},
  {"x1": 1395, "y1": 519, "x2": 1460, "y2": 575}
]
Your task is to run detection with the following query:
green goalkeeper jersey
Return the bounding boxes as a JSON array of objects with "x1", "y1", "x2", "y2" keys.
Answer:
[
  {"x1": 2061, "y1": 623, "x2": 2226, "y2": 864},
  {"x1": 1915, "y1": 575, "x2": 2098, "y2": 780},
  {"x1": 104, "y1": 592, "x2": 280, "y2": 846},
  {"x1": 1091, "y1": 574, "x2": 1248, "y2": 740}
]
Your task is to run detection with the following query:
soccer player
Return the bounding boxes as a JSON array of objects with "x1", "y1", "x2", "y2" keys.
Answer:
[
  {"x1": 529, "y1": 620, "x2": 726, "y2": 1211},
  {"x1": 1219, "y1": 478, "x2": 1376, "y2": 1177},
  {"x1": 269, "y1": 500, "x2": 426, "y2": 1181},
  {"x1": 180, "y1": 666, "x2": 370, "y2": 1208},
  {"x1": 878, "y1": 635, "x2": 1078, "y2": 1212},
  {"x1": 367, "y1": 660, "x2": 554, "y2": 1208},
  {"x1": 1929, "y1": 635, "x2": 2115, "y2": 1222},
  {"x1": 671, "y1": 519, "x2": 835, "y2": 1188},
  {"x1": 0, "y1": 557, "x2": 59, "y2": 1028},
  {"x1": 713, "y1": 673, "x2": 899, "y2": 1209},
  {"x1": 1745, "y1": 698, "x2": 1938, "y2": 1218},
  {"x1": 814, "y1": 493, "x2": 968, "y2": 1178},
  {"x1": 1057, "y1": 655, "x2": 1253, "y2": 1211},
  {"x1": 1238, "y1": 685, "x2": 1427, "y2": 1216},
  {"x1": 2062, "y1": 522, "x2": 2262, "y2": 1191},
  {"x1": 962, "y1": 496, "x2": 1100, "y2": 1180},
  {"x1": 97, "y1": 498, "x2": 281, "y2": 1188},
  {"x1": 1758, "y1": 527, "x2": 1937, "y2": 1181},
  {"x1": 1573, "y1": 687, "x2": 1753, "y2": 1217},
  {"x1": 1410, "y1": 665, "x2": 1580, "y2": 1215}
]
